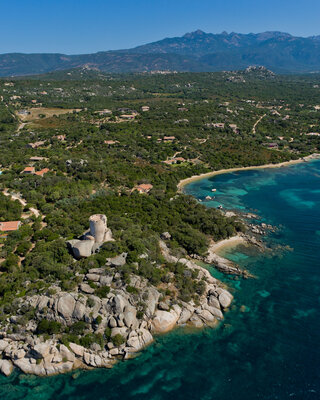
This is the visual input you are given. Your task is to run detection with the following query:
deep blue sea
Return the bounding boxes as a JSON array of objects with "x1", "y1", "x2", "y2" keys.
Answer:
[{"x1": 1, "y1": 161, "x2": 320, "y2": 400}]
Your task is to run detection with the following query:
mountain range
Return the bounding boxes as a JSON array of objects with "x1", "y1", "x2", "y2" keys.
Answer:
[{"x1": 1, "y1": 30, "x2": 320, "y2": 76}]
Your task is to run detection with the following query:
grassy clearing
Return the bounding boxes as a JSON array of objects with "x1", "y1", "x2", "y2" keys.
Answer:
[{"x1": 17, "y1": 107, "x2": 81, "y2": 122}]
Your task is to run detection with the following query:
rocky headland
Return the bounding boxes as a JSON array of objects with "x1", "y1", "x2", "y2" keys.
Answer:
[
  {"x1": 0, "y1": 227, "x2": 233, "y2": 377},
  {"x1": 0, "y1": 196, "x2": 275, "y2": 378}
]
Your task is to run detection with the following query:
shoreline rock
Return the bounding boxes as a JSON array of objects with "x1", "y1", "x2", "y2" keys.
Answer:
[{"x1": 0, "y1": 241, "x2": 234, "y2": 378}]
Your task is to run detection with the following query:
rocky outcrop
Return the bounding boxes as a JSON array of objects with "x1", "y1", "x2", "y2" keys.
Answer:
[
  {"x1": 68, "y1": 239, "x2": 95, "y2": 259},
  {"x1": 126, "y1": 328, "x2": 153, "y2": 351},
  {"x1": 218, "y1": 290, "x2": 233, "y2": 308},
  {"x1": 69, "y1": 343, "x2": 85, "y2": 357},
  {"x1": 57, "y1": 294, "x2": 76, "y2": 320},
  {"x1": 152, "y1": 308, "x2": 181, "y2": 333},
  {"x1": 107, "y1": 253, "x2": 127, "y2": 267},
  {"x1": 0, "y1": 360, "x2": 13, "y2": 376},
  {"x1": 204, "y1": 242, "x2": 249, "y2": 276},
  {"x1": 0, "y1": 242, "x2": 234, "y2": 377},
  {"x1": 159, "y1": 240, "x2": 218, "y2": 284}
]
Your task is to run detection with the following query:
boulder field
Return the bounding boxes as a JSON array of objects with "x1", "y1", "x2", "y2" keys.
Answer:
[{"x1": 0, "y1": 241, "x2": 233, "y2": 377}]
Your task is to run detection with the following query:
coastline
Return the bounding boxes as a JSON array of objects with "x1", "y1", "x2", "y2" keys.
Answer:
[
  {"x1": 203, "y1": 236, "x2": 252, "y2": 277},
  {"x1": 208, "y1": 235, "x2": 246, "y2": 254},
  {"x1": 0, "y1": 242, "x2": 234, "y2": 378},
  {"x1": 177, "y1": 154, "x2": 320, "y2": 191},
  {"x1": 2, "y1": 157, "x2": 318, "y2": 378}
]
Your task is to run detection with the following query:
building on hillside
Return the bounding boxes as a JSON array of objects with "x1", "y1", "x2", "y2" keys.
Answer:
[
  {"x1": 163, "y1": 157, "x2": 186, "y2": 165},
  {"x1": 0, "y1": 221, "x2": 21, "y2": 232},
  {"x1": 229, "y1": 124, "x2": 239, "y2": 133},
  {"x1": 53, "y1": 135, "x2": 66, "y2": 141},
  {"x1": 104, "y1": 140, "x2": 119, "y2": 145},
  {"x1": 97, "y1": 109, "x2": 112, "y2": 115},
  {"x1": 141, "y1": 106, "x2": 150, "y2": 112},
  {"x1": 18, "y1": 110, "x2": 30, "y2": 116},
  {"x1": 22, "y1": 166, "x2": 35, "y2": 174},
  {"x1": 174, "y1": 119, "x2": 189, "y2": 124},
  {"x1": 117, "y1": 108, "x2": 137, "y2": 114},
  {"x1": 267, "y1": 143, "x2": 279, "y2": 149},
  {"x1": 135, "y1": 184, "x2": 153, "y2": 194},
  {"x1": 306, "y1": 132, "x2": 320, "y2": 136},
  {"x1": 35, "y1": 168, "x2": 49, "y2": 177},
  {"x1": 30, "y1": 156, "x2": 47, "y2": 161},
  {"x1": 163, "y1": 136, "x2": 176, "y2": 142},
  {"x1": 121, "y1": 114, "x2": 136, "y2": 120},
  {"x1": 213, "y1": 123, "x2": 225, "y2": 128},
  {"x1": 27, "y1": 141, "x2": 46, "y2": 149}
]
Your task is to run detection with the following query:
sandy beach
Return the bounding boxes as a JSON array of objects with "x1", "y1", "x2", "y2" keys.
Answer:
[
  {"x1": 209, "y1": 235, "x2": 246, "y2": 253},
  {"x1": 177, "y1": 154, "x2": 320, "y2": 191}
]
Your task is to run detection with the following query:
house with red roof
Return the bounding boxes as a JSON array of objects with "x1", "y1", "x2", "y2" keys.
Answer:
[
  {"x1": 35, "y1": 168, "x2": 49, "y2": 177},
  {"x1": 22, "y1": 166, "x2": 35, "y2": 174},
  {"x1": 135, "y1": 184, "x2": 153, "y2": 194},
  {"x1": 0, "y1": 221, "x2": 21, "y2": 232}
]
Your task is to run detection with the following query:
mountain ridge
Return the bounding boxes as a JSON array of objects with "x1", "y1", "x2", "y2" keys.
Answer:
[{"x1": 1, "y1": 30, "x2": 320, "y2": 76}]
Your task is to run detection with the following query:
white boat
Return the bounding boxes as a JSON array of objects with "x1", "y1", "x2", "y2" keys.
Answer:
[
  {"x1": 211, "y1": 188, "x2": 217, "y2": 192},
  {"x1": 205, "y1": 195, "x2": 212, "y2": 200}
]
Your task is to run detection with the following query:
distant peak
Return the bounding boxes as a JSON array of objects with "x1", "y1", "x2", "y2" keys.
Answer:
[
  {"x1": 183, "y1": 29, "x2": 206, "y2": 38},
  {"x1": 256, "y1": 31, "x2": 293, "y2": 40},
  {"x1": 194, "y1": 29, "x2": 206, "y2": 35}
]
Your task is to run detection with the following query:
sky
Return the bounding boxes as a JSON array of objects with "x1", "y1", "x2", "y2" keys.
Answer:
[{"x1": 1, "y1": 0, "x2": 320, "y2": 54}]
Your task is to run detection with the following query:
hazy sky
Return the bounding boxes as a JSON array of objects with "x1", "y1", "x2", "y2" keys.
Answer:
[{"x1": 1, "y1": 0, "x2": 319, "y2": 54}]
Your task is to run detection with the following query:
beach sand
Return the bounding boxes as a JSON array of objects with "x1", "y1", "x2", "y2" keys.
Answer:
[
  {"x1": 209, "y1": 235, "x2": 246, "y2": 253},
  {"x1": 177, "y1": 155, "x2": 320, "y2": 191}
]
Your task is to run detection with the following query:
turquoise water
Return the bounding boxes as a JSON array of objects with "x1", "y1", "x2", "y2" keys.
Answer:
[{"x1": 1, "y1": 161, "x2": 320, "y2": 399}]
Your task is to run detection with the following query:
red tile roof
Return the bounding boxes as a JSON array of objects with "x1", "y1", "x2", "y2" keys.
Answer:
[
  {"x1": 136, "y1": 183, "x2": 153, "y2": 193},
  {"x1": 35, "y1": 168, "x2": 49, "y2": 176},
  {"x1": 22, "y1": 166, "x2": 35, "y2": 173},
  {"x1": 0, "y1": 221, "x2": 21, "y2": 231}
]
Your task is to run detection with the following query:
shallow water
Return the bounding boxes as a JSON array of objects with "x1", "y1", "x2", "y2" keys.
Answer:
[{"x1": 1, "y1": 161, "x2": 320, "y2": 400}]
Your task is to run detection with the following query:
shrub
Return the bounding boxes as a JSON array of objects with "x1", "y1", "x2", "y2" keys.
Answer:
[
  {"x1": 69, "y1": 321, "x2": 87, "y2": 335},
  {"x1": 86, "y1": 298, "x2": 95, "y2": 308},
  {"x1": 60, "y1": 334, "x2": 80, "y2": 347},
  {"x1": 95, "y1": 286, "x2": 110, "y2": 298},
  {"x1": 104, "y1": 327, "x2": 112, "y2": 340},
  {"x1": 126, "y1": 285, "x2": 139, "y2": 294},
  {"x1": 37, "y1": 319, "x2": 62, "y2": 335},
  {"x1": 136, "y1": 311, "x2": 144, "y2": 319},
  {"x1": 112, "y1": 334, "x2": 125, "y2": 347},
  {"x1": 80, "y1": 333, "x2": 104, "y2": 349}
]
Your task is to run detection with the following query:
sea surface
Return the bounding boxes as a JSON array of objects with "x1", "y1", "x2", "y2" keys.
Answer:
[{"x1": 1, "y1": 161, "x2": 320, "y2": 400}]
